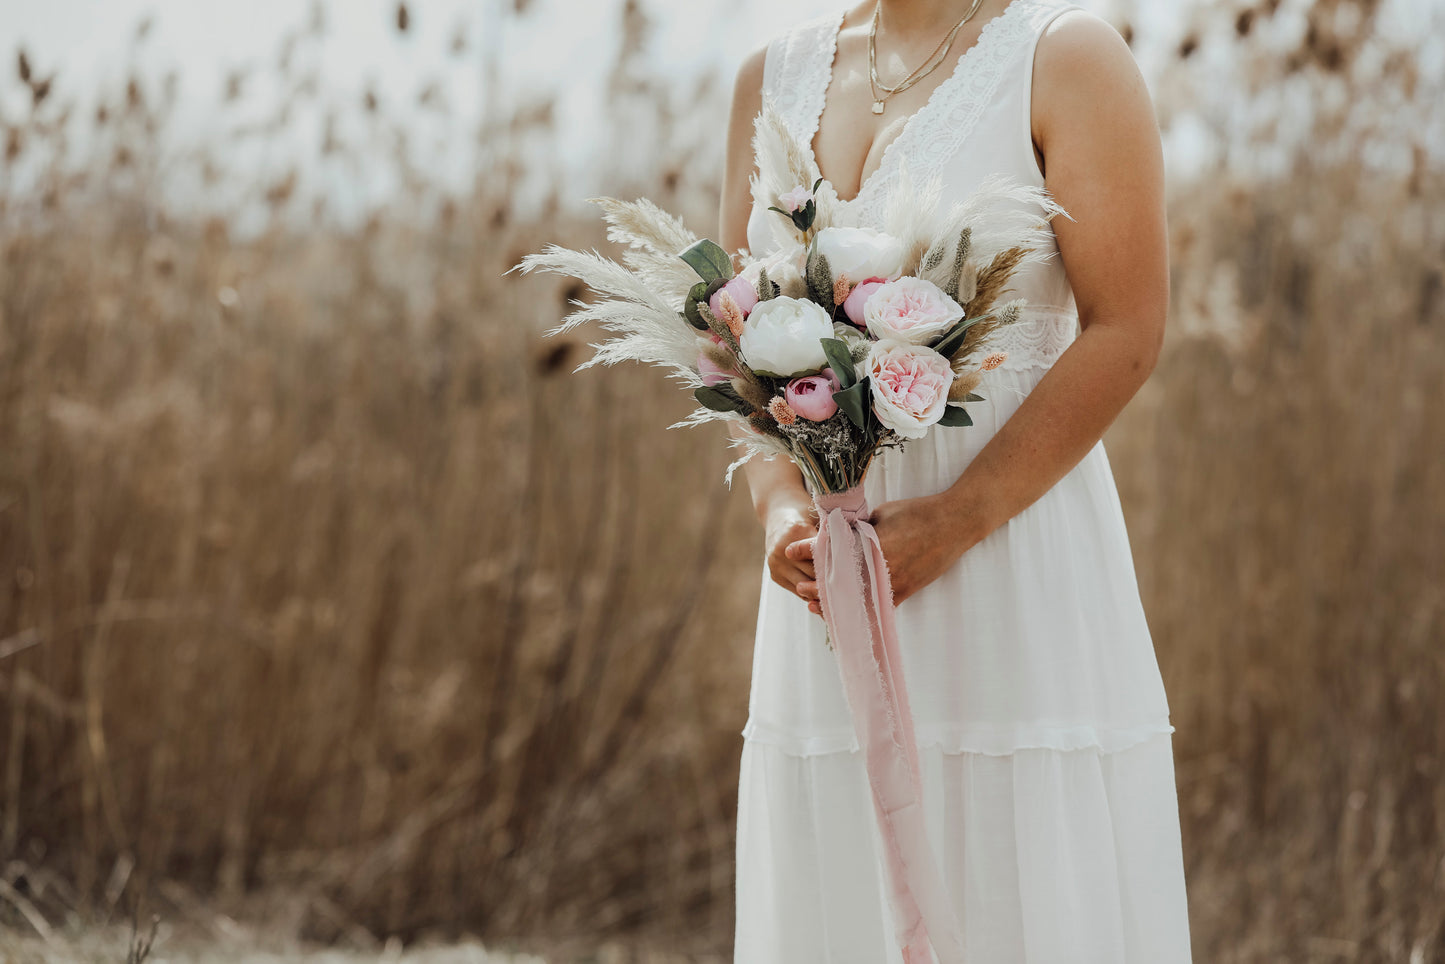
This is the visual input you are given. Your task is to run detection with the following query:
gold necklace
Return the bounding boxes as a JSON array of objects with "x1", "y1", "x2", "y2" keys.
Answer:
[{"x1": 868, "y1": 0, "x2": 987, "y2": 114}]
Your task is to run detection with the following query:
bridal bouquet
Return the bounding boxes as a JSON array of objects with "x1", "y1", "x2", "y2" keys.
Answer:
[{"x1": 512, "y1": 99, "x2": 1065, "y2": 964}]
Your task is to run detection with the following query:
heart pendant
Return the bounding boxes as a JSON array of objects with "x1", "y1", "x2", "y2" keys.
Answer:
[{"x1": 871, "y1": 100, "x2": 885, "y2": 114}]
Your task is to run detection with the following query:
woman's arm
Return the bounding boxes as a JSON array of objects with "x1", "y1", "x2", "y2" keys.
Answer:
[
  {"x1": 794, "y1": 12, "x2": 1169, "y2": 612},
  {"x1": 719, "y1": 42, "x2": 820, "y2": 601}
]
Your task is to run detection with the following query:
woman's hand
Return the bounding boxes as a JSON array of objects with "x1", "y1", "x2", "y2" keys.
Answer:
[
  {"x1": 764, "y1": 496, "x2": 819, "y2": 603},
  {"x1": 789, "y1": 492, "x2": 986, "y2": 615}
]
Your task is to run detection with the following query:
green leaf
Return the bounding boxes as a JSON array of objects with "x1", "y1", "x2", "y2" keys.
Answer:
[
  {"x1": 833, "y1": 377, "x2": 870, "y2": 429},
  {"x1": 679, "y1": 238, "x2": 734, "y2": 283},
  {"x1": 937, "y1": 403, "x2": 973, "y2": 427},
  {"x1": 819, "y1": 338, "x2": 858, "y2": 389},
  {"x1": 794, "y1": 199, "x2": 816, "y2": 233},
  {"x1": 683, "y1": 281, "x2": 710, "y2": 330},
  {"x1": 964, "y1": 392, "x2": 984, "y2": 403},
  {"x1": 932, "y1": 312, "x2": 993, "y2": 359},
  {"x1": 693, "y1": 385, "x2": 750, "y2": 415}
]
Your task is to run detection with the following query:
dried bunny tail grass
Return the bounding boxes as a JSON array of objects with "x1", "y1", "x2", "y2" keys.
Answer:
[
  {"x1": 994, "y1": 298, "x2": 1025, "y2": 328},
  {"x1": 588, "y1": 196, "x2": 698, "y2": 256},
  {"x1": 698, "y1": 340, "x2": 737, "y2": 374},
  {"x1": 730, "y1": 375, "x2": 772, "y2": 411},
  {"x1": 947, "y1": 368, "x2": 983, "y2": 401},
  {"x1": 511, "y1": 245, "x2": 698, "y2": 371}
]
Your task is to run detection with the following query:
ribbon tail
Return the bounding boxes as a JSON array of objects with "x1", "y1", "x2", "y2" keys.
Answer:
[
  {"x1": 859, "y1": 520, "x2": 967, "y2": 964},
  {"x1": 815, "y1": 503, "x2": 966, "y2": 964}
]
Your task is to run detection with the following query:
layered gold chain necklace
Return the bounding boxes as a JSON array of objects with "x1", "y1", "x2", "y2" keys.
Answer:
[{"x1": 868, "y1": 0, "x2": 987, "y2": 113}]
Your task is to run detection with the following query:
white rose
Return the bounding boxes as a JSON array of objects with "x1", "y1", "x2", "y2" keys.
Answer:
[
  {"x1": 813, "y1": 226, "x2": 905, "y2": 283},
  {"x1": 742, "y1": 244, "x2": 808, "y2": 299},
  {"x1": 865, "y1": 340, "x2": 955, "y2": 439},
  {"x1": 739, "y1": 296, "x2": 834, "y2": 377},
  {"x1": 862, "y1": 276, "x2": 965, "y2": 345}
]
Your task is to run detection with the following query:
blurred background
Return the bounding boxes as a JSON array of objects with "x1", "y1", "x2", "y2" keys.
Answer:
[{"x1": 0, "y1": 0, "x2": 1441, "y2": 961}]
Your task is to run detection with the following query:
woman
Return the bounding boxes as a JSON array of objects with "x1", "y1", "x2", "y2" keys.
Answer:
[{"x1": 716, "y1": 0, "x2": 1193, "y2": 960}]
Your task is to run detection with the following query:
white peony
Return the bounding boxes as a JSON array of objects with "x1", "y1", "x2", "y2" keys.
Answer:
[
  {"x1": 862, "y1": 276, "x2": 965, "y2": 345},
  {"x1": 813, "y1": 226, "x2": 905, "y2": 283},
  {"x1": 865, "y1": 340, "x2": 955, "y2": 439},
  {"x1": 739, "y1": 296, "x2": 834, "y2": 377}
]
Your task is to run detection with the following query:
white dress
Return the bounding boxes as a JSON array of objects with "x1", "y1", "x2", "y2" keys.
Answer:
[{"x1": 735, "y1": 2, "x2": 1194, "y2": 961}]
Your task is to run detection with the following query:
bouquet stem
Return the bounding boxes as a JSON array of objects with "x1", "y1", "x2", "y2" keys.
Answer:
[{"x1": 812, "y1": 484, "x2": 966, "y2": 964}]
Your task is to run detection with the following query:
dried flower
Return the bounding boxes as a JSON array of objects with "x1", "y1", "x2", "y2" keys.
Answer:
[
  {"x1": 715, "y1": 289, "x2": 746, "y2": 339},
  {"x1": 768, "y1": 396, "x2": 798, "y2": 425},
  {"x1": 981, "y1": 351, "x2": 1008, "y2": 371}
]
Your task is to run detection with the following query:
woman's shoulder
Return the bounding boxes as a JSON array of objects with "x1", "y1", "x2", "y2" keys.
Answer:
[
  {"x1": 1031, "y1": 7, "x2": 1149, "y2": 128},
  {"x1": 1033, "y1": 7, "x2": 1139, "y2": 87}
]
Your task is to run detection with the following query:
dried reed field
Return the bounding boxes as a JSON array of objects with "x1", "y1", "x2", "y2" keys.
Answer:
[{"x1": 0, "y1": 0, "x2": 1441, "y2": 961}]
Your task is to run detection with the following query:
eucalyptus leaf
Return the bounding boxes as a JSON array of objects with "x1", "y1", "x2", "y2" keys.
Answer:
[
  {"x1": 819, "y1": 337, "x2": 858, "y2": 388},
  {"x1": 938, "y1": 403, "x2": 973, "y2": 427},
  {"x1": 682, "y1": 280, "x2": 710, "y2": 330},
  {"x1": 694, "y1": 385, "x2": 751, "y2": 415},
  {"x1": 833, "y1": 377, "x2": 871, "y2": 429},
  {"x1": 933, "y1": 311, "x2": 993, "y2": 359},
  {"x1": 679, "y1": 238, "x2": 734, "y2": 283}
]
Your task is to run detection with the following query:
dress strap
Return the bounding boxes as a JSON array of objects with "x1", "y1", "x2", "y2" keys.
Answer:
[{"x1": 760, "y1": 11, "x2": 841, "y2": 146}]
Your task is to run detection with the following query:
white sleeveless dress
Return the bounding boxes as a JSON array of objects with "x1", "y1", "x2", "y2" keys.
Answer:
[{"x1": 735, "y1": 2, "x2": 1194, "y2": 962}]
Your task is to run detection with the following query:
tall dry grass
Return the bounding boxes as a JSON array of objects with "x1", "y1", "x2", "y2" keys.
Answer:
[{"x1": 0, "y1": 0, "x2": 1441, "y2": 960}]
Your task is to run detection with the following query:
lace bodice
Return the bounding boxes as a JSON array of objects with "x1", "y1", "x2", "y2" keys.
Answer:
[{"x1": 748, "y1": 0, "x2": 1085, "y2": 373}]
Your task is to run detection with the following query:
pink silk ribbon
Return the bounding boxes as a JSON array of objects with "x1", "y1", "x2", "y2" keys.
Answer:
[{"x1": 813, "y1": 484, "x2": 966, "y2": 964}]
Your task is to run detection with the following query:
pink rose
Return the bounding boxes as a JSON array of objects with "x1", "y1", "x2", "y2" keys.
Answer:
[
  {"x1": 709, "y1": 275, "x2": 759, "y2": 320},
  {"x1": 862, "y1": 276, "x2": 965, "y2": 345},
  {"x1": 865, "y1": 340, "x2": 954, "y2": 439},
  {"x1": 778, "y1": 185, "x2": 814, "y2": 214},
  {"x1": 842, "y1": 276, "x2": 888, "y2": 327},
  {"x1": 784, "y1": 368, "x2": 842, "y2": 421}
]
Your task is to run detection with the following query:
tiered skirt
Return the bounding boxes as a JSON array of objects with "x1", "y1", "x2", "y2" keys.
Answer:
[{"x1": 733, "y1": 359, "x2": 1194, "y2": 963}]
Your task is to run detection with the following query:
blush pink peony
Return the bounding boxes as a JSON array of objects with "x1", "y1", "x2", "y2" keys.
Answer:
[
  {"x1": 709, "y1": 275, "x2": 759, "y2": 320},
  {"x1": 842, "y1": 276, "x2": 888, "y2": 327},
  {"x1": 784, "y1": 368, "x2": 842, "y2": 421},
  {"x1": 865, "y1": 340, "x2": 955, "y2": 439}
]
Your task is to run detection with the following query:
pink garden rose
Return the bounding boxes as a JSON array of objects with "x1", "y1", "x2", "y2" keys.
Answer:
[
  {"x1": 709, "y1": 275, "x2": 759, "y2": 320},
  {"x1": 865, "y1": 340, "x2": 954, "y2": 439},
  {"x1": 784, "y1": 368, "x2": 842, "y2": 421},
  {"x1": 862, "y1": 276, "x2": 965, "y2": 345},
  {"x1": 842, "y1": 276, "x2": 888, "y2": 327}
]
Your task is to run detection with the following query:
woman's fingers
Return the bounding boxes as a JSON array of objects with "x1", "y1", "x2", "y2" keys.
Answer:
[{"x1": 784, "y1": 536, "x2": 816, "y2": 579}]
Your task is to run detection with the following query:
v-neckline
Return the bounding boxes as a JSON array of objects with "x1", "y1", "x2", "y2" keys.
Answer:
[{"x1": 806, "y1": 0, "x2": 1030, "y2": 208}]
